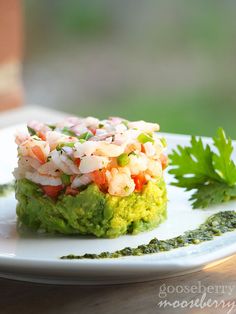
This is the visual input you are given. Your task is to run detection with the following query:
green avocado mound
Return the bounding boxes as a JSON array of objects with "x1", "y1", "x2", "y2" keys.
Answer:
[{"x1": 15, "y1": 179, "x2": 167, "y2": 238}]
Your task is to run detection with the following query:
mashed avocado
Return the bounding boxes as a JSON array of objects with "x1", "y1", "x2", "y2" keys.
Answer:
[{"x1": 16, "y1": 179, "x2": 167, "y2": 238}]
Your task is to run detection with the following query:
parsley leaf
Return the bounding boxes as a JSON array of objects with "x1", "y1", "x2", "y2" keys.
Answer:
[
  {"x1": 212, "y1": 128, "x2": 236, "y2": 186},
  {"x1": 169, "y1": 128, "x2": 236, "y2": 208},
  {"x1": 190, "y1": 182, "x2": 236, "y2": 209}
]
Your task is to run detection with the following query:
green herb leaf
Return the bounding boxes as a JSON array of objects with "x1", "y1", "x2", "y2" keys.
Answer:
[
  {"x1": 61, "y1": 127, "x2": 76, "y2": 137},
  {"x1": 169, "y1": 136, "x2": 220, "y2": 189},
  {"x1": 27, "y1": 126, "x2": 36, "y2": 136},
  {"x1": 160, "y1": 137, "x2": 167, "y2": 148},
  {"x1": 212, "y1": 128, "x2": 236, "y2": 186},
  {"x1": 122, "y1": 120, "x2": 129, "y2": 128},
  {"x1": 169, "y1": 128, "x2": 236, "y2": 208},
  {"x1": 61, "y1": 174, "x2": 71, "y2": 186},
  {"x1": 78, "y1": 132, "x2": 93, "y2": 141},
  {"x1": 190, "y1": 182, "x2": 236, "y2": 209},
  {"x1": 47, "y1": 124, "x2": 56, "y2": 131},
  {"x1": 56, "y1": 142, "x2": 75, "y2": 151}
]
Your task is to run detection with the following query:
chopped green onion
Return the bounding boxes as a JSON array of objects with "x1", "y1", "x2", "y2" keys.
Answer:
[
  {"x1": 47, "y1": 124, "x2": 56, "y2": 130},
  {"x1": 122, "y1": 120, "x2": 129, "y2": 128},
  {"x1": 31, "y1": 136, "x2": 41, "y2": 141},
  {"x1": 79, "y1": 139, "x2": 86, "y2": 143},
  {"x1": 61, "y1": 174, "x2": 71, "y2": 185},
  {"x1": 117, "y1": 153, "x2": 130, "y2": 167},
  {"x1": 137, "y1": 133, "x2": 154, "y2": 144},
  {"x1": 66, "y1": 142, "x2": 75, "y2": 147},
  {"x1": 27, "y1": 126, "x2": 36, "y2": 136},
  {"x1": 61, "y1": 127, "x2": 76, "y2": 137},
  {"x1": 160, "y1": 137, "x2": 167, "y2": 147},
  {"x1": 56, "y1": 142, "x2": 75, "y2": 151},
  {"x1": 78, "y1": 132, "x2": 93, "y2": 141}
]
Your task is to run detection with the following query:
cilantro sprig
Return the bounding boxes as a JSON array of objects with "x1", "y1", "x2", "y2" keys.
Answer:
[{"x1": 169, "y1": 128, "x2": 236, "y2": 208}]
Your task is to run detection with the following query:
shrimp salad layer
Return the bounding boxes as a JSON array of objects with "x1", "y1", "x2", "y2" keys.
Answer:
[{"x1": 14, "y1": 116, "x2": 168, "y2": 199}]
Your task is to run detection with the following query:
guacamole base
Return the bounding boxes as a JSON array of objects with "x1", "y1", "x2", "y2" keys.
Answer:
[{"x1": 15, "y1": 178, "x2": 167, "y2": 238}]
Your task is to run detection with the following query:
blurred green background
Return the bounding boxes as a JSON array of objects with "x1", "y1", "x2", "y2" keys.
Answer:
[{"x1": 23, "y1": 1, "x2": 236, "y2": 137}]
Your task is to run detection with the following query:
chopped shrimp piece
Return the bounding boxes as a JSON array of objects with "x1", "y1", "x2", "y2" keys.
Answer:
[
  {"x1": 71, "y1": 174, "x2": 92, "y2": 188},
  {"x1": 74, "y1": 141, "x2": 99, "y2": 158},
  {"x1": 60, "y1": 154, "x2": 81, "y2": 174},
  {"x1": 13, "y1": 157, "x2": 41, "y2": 179},
  {"x1": 50, "y1": 150, "x2": 74, "y2": 174},
  {"x1": 95, "y1": 142, "x2": 123, "y2": 157},
  {"x1": 79, "y1": 156, "x2": 109, "y2": 174},
  {"x1": 143, "y1": 142, "x2": 156, "y2": 157},
  {"x1": 27, "y1": 120, "x2": 51, "y2": 132},
  {"x1": 15, "y1": 131, "x2": 29, "y2": 145},
  {"x1": 84, "y1": 117, "x2": 99, "y2": 127},
  {"x1": 153, "y1": 141, "x2": 164, "y2": 158},
  {"x1": 129, "y1": 154, "x2": 148, "y2": 175},
  {"x1": 19, "y1": 138, "x2": 50, "y2": 164},
  {"x1": 20, "y1": 156, "x2": 41, "y2": 170},
  {"x1": 124, "y1": 141, "x2": 141, "y2": 154},
  {"x1": 128, "y1": 120, "x2": 160, "y2": 132},
  {"x1": 37, "y1": 161, "x2": 61, "y2": 177},
  {"x1": 25, "y1": 171, "x2": 62, "y2": 186},
  {"x1": 46, "y1": 131, "x2": 76, "y2": 150},
  {"x1": 106, "y1": 167, "x2": 135, "y2": 196},
  {"x1": 146, "y1": 159, "x2": 162, "y2": 178}
]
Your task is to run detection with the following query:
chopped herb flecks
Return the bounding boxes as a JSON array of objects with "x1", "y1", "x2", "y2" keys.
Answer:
[{"x1": 60, "y1": 210, "x2": 236, "y2": 259}]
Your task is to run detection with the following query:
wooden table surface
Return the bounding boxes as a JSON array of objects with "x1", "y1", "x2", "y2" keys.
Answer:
[{"x1": 0, "y1": 106, "x2": 236, "y2": 314}]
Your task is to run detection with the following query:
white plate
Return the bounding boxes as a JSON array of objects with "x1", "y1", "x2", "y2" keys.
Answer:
[{"x1": 0, "y1": 125, "x2": 236, "y2": 285}]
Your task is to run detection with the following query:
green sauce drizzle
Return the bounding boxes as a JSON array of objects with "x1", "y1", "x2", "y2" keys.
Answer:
[{"x1": 60, "y1": 211, "x2": 236, "y2": 260}]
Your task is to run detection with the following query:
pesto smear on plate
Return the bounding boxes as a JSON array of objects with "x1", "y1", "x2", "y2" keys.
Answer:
[{"x1": 60, "y1": 211, "x2": 236, "y2": 259}]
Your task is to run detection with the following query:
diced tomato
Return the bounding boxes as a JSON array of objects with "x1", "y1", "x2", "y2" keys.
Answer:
[
  {"x1": 74, "y1": 158, "x2": 81, "y2": 167},
  {"x1": 41, "y1": 185, "x2": 63, "y2": 198},
  {"x1": 141, "y1": 144, "x2": 145, "y2": 153},
  {"x1": 65, "y1": 186, "x2": 79, "y2": 196},
  {"x1": 132, "y1": 174, "x2": 147, "y2": 192},
  {"x1": 160, "y1": 154, "x2": 168, "y2": 170},
  {"x1": 92, "y1": 169, "x2": 108, "y2": 192},
  {"x1": 37, "y1": 131, "x2": 46, "y2": 141},
  {"x1": 89, "y1": 127, "x2": 96, "y2": 135},
  {"x1": 92, "y1": 169, "x2": 107, "y2": 185},
  {"x1": 32, "y1": 146, "x2": 46, "y2": 164}
]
